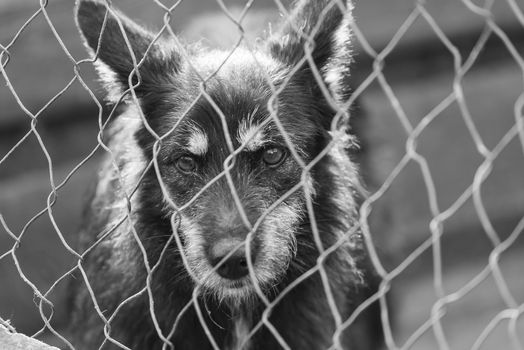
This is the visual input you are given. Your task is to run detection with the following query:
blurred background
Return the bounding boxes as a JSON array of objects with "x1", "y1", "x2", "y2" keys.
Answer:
[{"x1": 1, "y1": 0, "x2": 523, "y2": 348}]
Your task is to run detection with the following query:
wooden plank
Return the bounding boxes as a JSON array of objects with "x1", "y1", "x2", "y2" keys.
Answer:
[
  {"x1": 1, "y1": 0, "x2": 522, "y2": 127},
  {"x1": 0, "y1": 159, "x2": 98, "y2": 334},
  {"x1": 360, "y1": 61, "x2": 524, "y2": 257},
  {"x1": 393, "y1": 246, "x2": 524, "y2": 349}
]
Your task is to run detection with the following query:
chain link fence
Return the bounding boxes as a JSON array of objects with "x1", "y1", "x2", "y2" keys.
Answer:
[{"x1": 1, "y1": 0, "x2": 523, "y2": 349}]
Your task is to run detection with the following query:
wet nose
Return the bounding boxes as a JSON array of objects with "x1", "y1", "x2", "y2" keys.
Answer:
[{"x1": 208, "y1": 238, "x2": 251, "y2": 280}]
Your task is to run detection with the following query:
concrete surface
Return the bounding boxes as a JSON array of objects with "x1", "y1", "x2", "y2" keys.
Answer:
[{"x1": 0, "y1": 324, "x2": 59, "y2": 350}]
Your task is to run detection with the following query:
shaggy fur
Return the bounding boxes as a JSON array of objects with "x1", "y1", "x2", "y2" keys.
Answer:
[{"x1": 69, "y1": 0, "x2": 383, "y2": 349}]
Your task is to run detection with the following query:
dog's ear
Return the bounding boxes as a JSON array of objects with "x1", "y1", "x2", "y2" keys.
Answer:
[
  {"x1": 76, "y1": 0, "x2": 181, "y2": 102},
  {"x1": 267, "y1": 0, "x2": 353, "y2": 102}
]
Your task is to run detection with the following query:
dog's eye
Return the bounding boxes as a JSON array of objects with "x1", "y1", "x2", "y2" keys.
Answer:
[
  {"x1": 176, "y1": 156, "x2": 197, "y2": 173},
  {"x1": 262, "y1": 147, "x2": 287, "y2": 167}
]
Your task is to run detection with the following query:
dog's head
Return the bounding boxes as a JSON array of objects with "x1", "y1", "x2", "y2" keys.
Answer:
[{"x1": 76, "y1": 0, "x2": 357, "y2": 303}]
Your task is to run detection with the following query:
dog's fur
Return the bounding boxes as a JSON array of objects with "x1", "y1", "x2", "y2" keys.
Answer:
[{"x1": 69, "y1": 0, "x2": 383, "y2": 349}]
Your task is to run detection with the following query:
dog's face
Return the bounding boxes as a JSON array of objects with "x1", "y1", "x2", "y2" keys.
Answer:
[
  {"x1": 76, "y1": 0, "x2": 355, "y2": 303},
  {"x1": 146, "y1": 51, "x2": 322, "y2": 302}
]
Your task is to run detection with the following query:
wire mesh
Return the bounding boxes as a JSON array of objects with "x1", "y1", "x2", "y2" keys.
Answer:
[{"x1": 0, "y1": 0, "x2": 523, "y2": 349}]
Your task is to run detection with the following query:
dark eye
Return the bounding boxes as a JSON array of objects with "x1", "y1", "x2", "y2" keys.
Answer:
[
  {"x1": 262, "y1": 147, "x2": 287, "y2": 167},
  {"x1": 176, "y1": 156, "x2": 197, "y2": 173}
]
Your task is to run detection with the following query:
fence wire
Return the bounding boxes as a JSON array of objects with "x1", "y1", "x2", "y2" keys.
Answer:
[{"x1": 1, "y1": 0, "x2": 523, "y2": 349}]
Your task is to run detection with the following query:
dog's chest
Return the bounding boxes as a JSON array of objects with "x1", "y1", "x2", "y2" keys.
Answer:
[{"x1": 227, "y1": 315, "x2": 251, "y2": 350}]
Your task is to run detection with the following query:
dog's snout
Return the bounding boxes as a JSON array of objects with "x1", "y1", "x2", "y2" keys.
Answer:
[{"x1": 209, "y1": 239, "x2": 251, "y2": 280}]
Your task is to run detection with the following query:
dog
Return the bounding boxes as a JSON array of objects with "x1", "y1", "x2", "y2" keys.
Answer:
[{"x1": 69, "y1": 0, "x2": 384, "y2": 349}]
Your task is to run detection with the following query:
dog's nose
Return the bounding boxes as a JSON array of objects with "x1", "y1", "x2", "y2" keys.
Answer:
[{"x1": 209, "y1": 239, "x2": 251, "y2": 280}]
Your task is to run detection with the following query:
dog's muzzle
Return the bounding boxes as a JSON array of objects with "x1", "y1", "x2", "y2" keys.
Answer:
[{"x1": 208, "y1": 238, "x2": 254, "y2": 280}]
